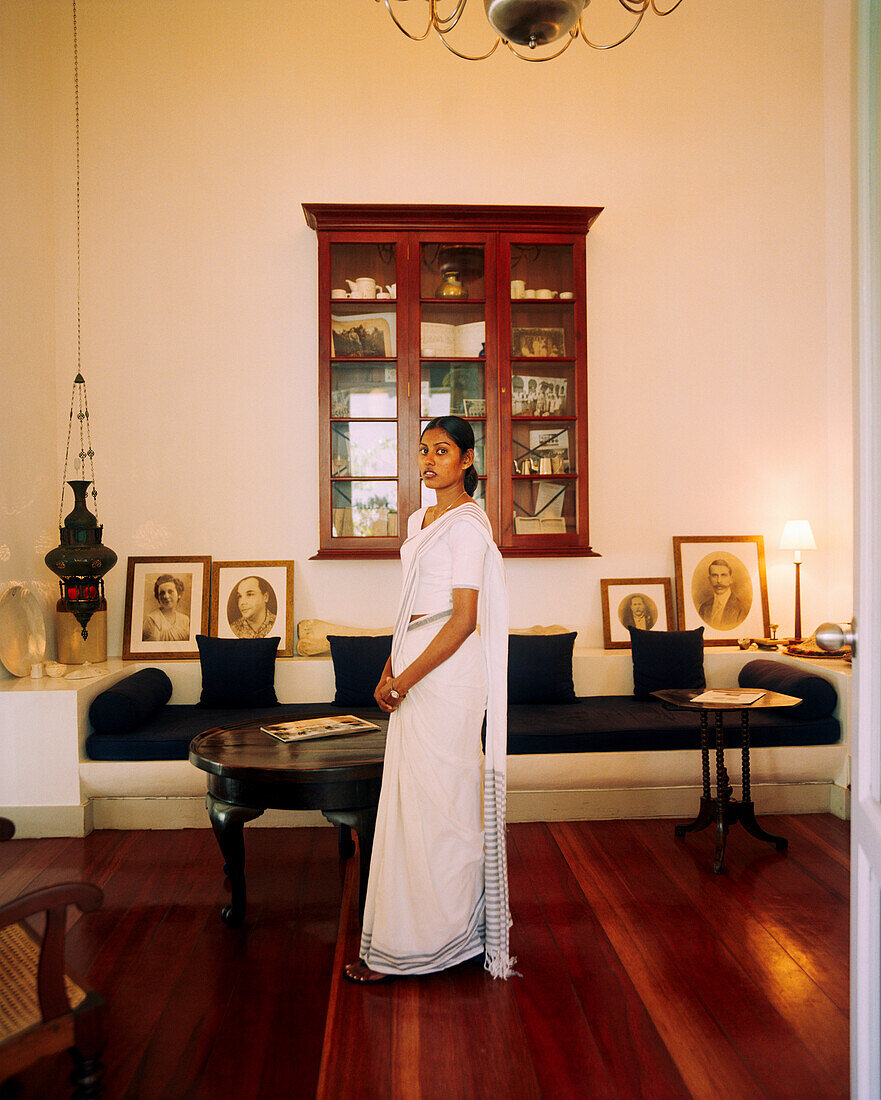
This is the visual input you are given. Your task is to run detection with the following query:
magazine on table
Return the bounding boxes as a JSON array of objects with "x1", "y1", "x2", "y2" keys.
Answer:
[
  {"x1": 261, "y1": 715, "x2": 381, "y2": 742},
  {"x1": 689, "y1": 689, "x2": 767, "y2": 705}
]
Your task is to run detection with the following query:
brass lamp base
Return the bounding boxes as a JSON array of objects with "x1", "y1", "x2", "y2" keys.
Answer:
[{"x1": 56, "y1": 606, "x2": 107, "y2": 664}]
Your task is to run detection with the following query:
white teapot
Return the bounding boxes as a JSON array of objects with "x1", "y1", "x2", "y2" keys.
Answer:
[{"x1": 346, "y1": 277, "x2": 377, "y2": 298}]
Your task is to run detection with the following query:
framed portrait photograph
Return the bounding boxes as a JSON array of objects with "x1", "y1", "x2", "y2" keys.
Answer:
[
  {"x1": 210, "y1": 560, "x2": 294, "y2": 656},
  {"x1": 331, "y1": 313, "x2": 395, "y2": 358},
  {"x1": 673, "y1": 536, "x2": 771, "y2": 646},
  {"x1": 511, "y1": 375, "x2": 568, "y2": 416},
  {"x1": 601, "y1": 578, "x2": 676, "y2": 650},
  {"x1": 511, "y1": 327, "x2": 566, "y2": 358},
  {"x1": 123, "y1": 556, "x2": 211, "y2": 660},
  {"x1": 462, "y1": 398, "x2": 486, "y2": 417}
]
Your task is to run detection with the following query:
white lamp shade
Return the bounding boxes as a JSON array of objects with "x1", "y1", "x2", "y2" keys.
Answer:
[{"x1": 779, "y1": 520, "x2": 817, "y2": 551}]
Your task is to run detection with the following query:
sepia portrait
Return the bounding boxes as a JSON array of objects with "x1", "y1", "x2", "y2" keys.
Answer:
[
  {"x1": 210, "y1": 560, "x2": 294, "y2": 656},
  {"x1": 123, "y1": 556, "x2": 211, "y2": 659},
  {"x1": 673, "y1": 536, "x2": 770, "y2": 645},
  {"x1": 601, "y1": 578, "x2": 675, "y2": 650}
]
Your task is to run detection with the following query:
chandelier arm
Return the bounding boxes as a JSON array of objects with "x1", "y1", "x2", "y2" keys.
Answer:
[
  {"x1": 579, "y1": 6, "x2": 646, "y2": 49},
  {"x1": 505, "y1": 31, "x2": 578, "y2": 63},
  {"x1": 436, "y1": 29, "x2": 502, "y2": 61},
  {"x1": 380, "y1": 0, "x2": 434, "y2": 42},
  {"x1": 432, "y1": 0, "x2": 470, "y2": 31},
  {"x1": 614, "y1": 0, "x2": 650, "y2": 12},
  {"x1": 650, "y1": 0, "x2": 686, "y2": 14}
]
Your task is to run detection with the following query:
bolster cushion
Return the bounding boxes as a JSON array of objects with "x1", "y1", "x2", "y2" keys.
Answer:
[
  {"x1": 89, "y1": 668, "x2": 173, "y2": 735},
  {"x1": 738, "y1": 659, "x2": 837, "y2": 720},
  {"x1": 297, "y1": 619, "x2": 392, "y2": 656},
  {"x1": 196, "y1": 634, "x2": 279, "y2": 707}
]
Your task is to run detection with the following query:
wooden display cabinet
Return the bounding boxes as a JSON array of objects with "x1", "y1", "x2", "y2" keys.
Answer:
[{"x1": 303, "y1": 205, "x2": 602, "y2": 558}]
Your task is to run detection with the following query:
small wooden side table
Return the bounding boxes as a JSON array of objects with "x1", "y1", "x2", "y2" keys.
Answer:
[
  {"x1": 652, "y1": 689, "x2": 801, "y2": 873},
  {"x1": 189, "y1": 717, "x2": 387, "y2": 927}
]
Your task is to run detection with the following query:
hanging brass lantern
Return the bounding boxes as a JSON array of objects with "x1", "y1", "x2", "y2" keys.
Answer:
[{"x1": 45, "y1": 375, "x2": 117, "y2": 639}]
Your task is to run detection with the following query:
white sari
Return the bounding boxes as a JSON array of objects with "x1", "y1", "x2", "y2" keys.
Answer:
[{"x1": 359, "y1": 502, "x2": 515, "y2": 979}]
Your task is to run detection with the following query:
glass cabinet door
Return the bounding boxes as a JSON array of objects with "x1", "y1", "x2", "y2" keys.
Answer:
[
  {"x1": 500, "y1": 235, "x2": 588, "y2": 548},
  {"x1": 322, "y1": 237, "x2": 405, "y2": 550},
  {"x1": 414, "y1": 235, "x2": 497, "y2": 530}
]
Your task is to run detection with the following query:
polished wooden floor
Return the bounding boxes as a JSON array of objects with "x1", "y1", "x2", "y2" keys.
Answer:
[{"x1": 0, "y1": 814, "x2": 848, "y2": 1099}]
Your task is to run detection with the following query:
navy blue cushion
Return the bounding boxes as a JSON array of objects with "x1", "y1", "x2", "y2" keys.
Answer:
[
  {"x1": 505, "y1": 697, "x2": 840, "y2": 754},
  {"x1": 738, "y1": 659, "x2": 837, "y2": 720},
  {"x1": 83, "y1": 697, "x2": 840, "y2": 762},
  {"x1": 196, "y1": 634, "x2": 279, "y2": 707},
  {"x1": 88, "y1": 668, "x2": 173, "y2": 735},
  {"x1": 629, "y1": 627, "x2": 706, "y2": 700},
  {"x1": 85, "y1": 702, "x2": 373, "y2": 761},
  {"x1": 508, "y1": 633, "x2": 578, "y2": 704},
  {"x1": 327, "y1": 635, "x2": 392, "y2": 708}
]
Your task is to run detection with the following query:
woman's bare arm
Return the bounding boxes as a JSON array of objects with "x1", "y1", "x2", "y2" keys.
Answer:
[
  {"x1": 378, "y1": 587, "x2": 478, "y2": 710},
  {"x1": 374, "y1": 655, "x2": 394, "y2": 712}
]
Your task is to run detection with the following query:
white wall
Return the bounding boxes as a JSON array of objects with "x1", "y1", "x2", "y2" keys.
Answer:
[
  {"x1": 0, "y1": 1, "x2": 62, "y2": 680},
  {"x1": 1, "y1": 0, "x2": 854, "y2": 665}
]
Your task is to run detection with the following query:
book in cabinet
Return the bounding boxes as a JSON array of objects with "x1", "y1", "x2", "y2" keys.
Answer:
[{"x1": 303, "y1": 205, "x2": 602, "y2": 558}]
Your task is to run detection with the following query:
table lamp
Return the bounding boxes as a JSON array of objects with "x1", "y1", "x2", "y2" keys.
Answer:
[{"x1": 779, "y1": 520, "x2": 816, "y2": 641}]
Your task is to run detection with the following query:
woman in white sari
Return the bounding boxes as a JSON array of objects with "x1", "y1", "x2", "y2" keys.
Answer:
[{"x1": 344, "y1": 416, "x2": 514, "y2": 984}]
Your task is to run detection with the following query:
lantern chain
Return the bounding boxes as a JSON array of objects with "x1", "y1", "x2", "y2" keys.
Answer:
[{"x1": 58, "y1": 2, "x2": 100, "y2": 528}]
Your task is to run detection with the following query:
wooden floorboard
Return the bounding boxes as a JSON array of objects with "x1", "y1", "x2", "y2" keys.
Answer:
[
  {"x1": 510, "y1": 822, "x2": 691, "y2": 1100},
  {"x1": 0, "y1": 815, "x2": 849, "y2": 1099}
]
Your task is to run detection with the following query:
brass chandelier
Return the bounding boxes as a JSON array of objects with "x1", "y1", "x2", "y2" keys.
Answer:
[{"x1": 375, "y1": 0, "x2": 686, "y2": 61}]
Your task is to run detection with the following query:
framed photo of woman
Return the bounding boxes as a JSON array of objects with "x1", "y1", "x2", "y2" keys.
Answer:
[
  {"x1": 600, "y1": 578, "x2": 675, "y2": 650},
  {"x1": 210, "y1": 560, "x2": 294, "y2": 656},
  {"x1": 122, "y1": 556, "x2": 211, "y2": 660},
  {"x1": 673, "y1": 535, "x2": 771, "y2": 646}
]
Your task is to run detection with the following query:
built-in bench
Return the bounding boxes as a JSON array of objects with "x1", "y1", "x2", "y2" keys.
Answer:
[
  {"x1": 77, "y1": 643, "x2": 845, "y2": 833},
  {"x1": 0, "y1": 645, "x2": 849, "y2": 837}
]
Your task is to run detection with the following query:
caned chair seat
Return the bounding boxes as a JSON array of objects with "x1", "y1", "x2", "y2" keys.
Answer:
[
  {"x1": 0, "y1": 819, "x2": 107, "y2": 1098},
  {"x1": 0, "y1": 922, "x2": 87, "y2": 1042}
]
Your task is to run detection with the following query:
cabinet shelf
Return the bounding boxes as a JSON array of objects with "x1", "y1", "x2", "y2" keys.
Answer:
[
  {"x1": 510, "y1": 357, "x2": 575, "y2": 364},
  {"x1": 421, "y1": 297, "x2": 487, "y2": 305},
  {"x1": 512, "y1": 473, "x2": 577, "y2": 480}
]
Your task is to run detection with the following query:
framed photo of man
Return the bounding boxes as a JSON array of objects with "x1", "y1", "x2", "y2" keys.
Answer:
[
  {"x1": 601, "y1": 578, "x2": 676, "y2": 650},
  {"x1": 123, "y1": 556, "x2": 212, "y2": 659},
  {"x1": 673, "y1": 536, "x2": 771, "y2": 646},
  {"x1": 210, "y1": 561, "x2": 294, "y2": 657}
]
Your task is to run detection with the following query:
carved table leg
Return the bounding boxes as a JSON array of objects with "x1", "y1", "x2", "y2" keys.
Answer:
[
  {"x1": 737, "y1": 710, "x2": 788, "y2": 851},
  {"x1": 740, "y1": 708, "x2": 752, "y2": 805},
  {"x1": 323, "y1": 805, "x2": 379, "y2": 923},
  {"x1": 675, "y1": 711, "x2": 717, "y2": 838},
  {"x1": 206, "y1": 793, "x2": 264, "y2": 928},
  {"x1": 713, "y1": 711, "x2": 731, "y2": 874},
  {"x1": 338, "y1": 823, "x2": 356, "y2": 859}
]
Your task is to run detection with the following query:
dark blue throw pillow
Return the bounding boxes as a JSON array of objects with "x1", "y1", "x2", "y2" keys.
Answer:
[
  {"x1": 508, "y1": 632, "x2": 578, "y2": 704},
  {"x1": 327, "y1": 635, "x2": 393, "y2": 708},
  {"x1": 197, "y1": 634, "x2": 279, "y2": 707},
  {"x1": 89, "y1": 668, "x2": 173, "y2": 735},
  {"x1": 738, "y1": 659, "x2": 837, "y2": 720},
  {"x1": 629, "y1": 627, "x2": 706, "y2": 700}
]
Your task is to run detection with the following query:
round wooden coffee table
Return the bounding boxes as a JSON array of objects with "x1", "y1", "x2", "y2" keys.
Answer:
[
  {"x1": 652, "y1": 689, "x2": 800, "y2": 873},
  {"x1": 189, "y1": 715, "x2": 387, "y2": 927}
]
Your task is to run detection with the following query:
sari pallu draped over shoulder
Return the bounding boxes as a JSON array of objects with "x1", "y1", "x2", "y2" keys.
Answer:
[{"x1": 391, "y1": 502, "x2": 515, "y2": 979}]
